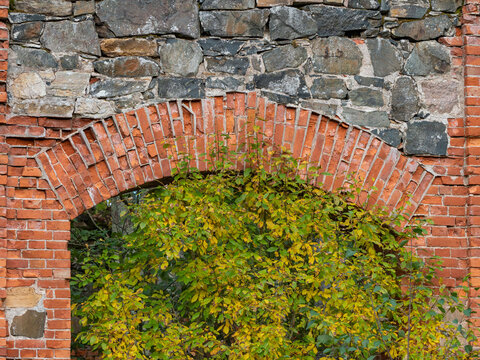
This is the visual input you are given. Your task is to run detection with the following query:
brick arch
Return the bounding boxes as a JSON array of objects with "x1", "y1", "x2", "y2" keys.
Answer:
[{"x1": 35, "y1": 92, "x2": 434, "y2": 221}]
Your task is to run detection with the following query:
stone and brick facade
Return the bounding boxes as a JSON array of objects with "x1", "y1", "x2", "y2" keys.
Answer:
[{"x1": 0, "y1": 0, "x2": 480, "y2": 358}]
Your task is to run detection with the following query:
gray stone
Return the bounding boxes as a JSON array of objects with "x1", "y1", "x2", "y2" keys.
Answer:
[
  {"x1": 269, "y1": 6, "x2": 317, "y2": 40},
  {"x1": 342, "y1": 108, "x2": 390, "y2": 127},
  {"x1": 262, "y1": 45, "x2": 308, "y2": 72},
  {"x1": 11, "y1": 46, "x2": 58, "y2": 70},
  {"x1": 10, "y1": 72, "x2": 46, "y2": 99},
  {"x1": 97, "y1": 0, "x2": 200, "y2": 39},
  {"x1": 254, "y1": 69, "x2": 310, "y2": 98},
  {"x1": 431, "y1": 0, "x2": 462, "y2": 12},
  {"x1": 12, "y1": 98, "x2": 75, "y2": 118},
  {"x1": 206, "y1": 77, "x2": 242, "y2": 90},
  {"x1": 200, "y1": 10, "x2": 269, "y2": 37},
  {"x1": 113, "y1": 93, "x2": 144, "y2": 111},
  {"x1": 305, "y1": 5, "x2": 381, "y2": 37},
  {"x1": 197, "y1": 39, "x2": 243, "y2": 57},
  {"x1": 74, "y1": 0, "x2": 95, "y2": 16},
  {"x1": 90, "y1": 78, "x2": 151, "y2": 98},
  {"x1": 60, "y1": 55, "x2": 80, "y2": 70},
  {"x1": 11, "y1": 310, "x2": 46, "y2": 339},
  {"x1": 372, "y1": 128, "x2": 402, "y2": 147},
  {"x1": 159, "y1": 39, "x2": 203, "y2": 77},
  {"x1": 349, "y1": 87, "x2": 384, "y2": 107},
  {"x1": 261, "y1": 90, "x2": 299, "y2": 105},
  {"x1": 240, "y1": 40, "x2": 275, "y2": 55},
  {"x1": 349, "y1": 0, "x2": 380, "y2": 10},
  {"x1": 312, "y1": 37, "x2": 363, "y2": 75},
  {"x1": 405, "y1": 121, "x2": 448, "y2": 156},
  {"x1": 14, "y1": 0, "x2": 72, "y2": 16},
  {"x1": 404, "y1": 41, "x2": 451, "y2": 76},
  {"x1": 392, "y1": 15, "x2": 452, "y2": 41},
  {"x1": 41, "y1": 20, "x2": 100, "y2": 56},
  {"x1": 9, "y1": 13, "x2": 46, "y2": 24},
  {"x1": 389, "y1": 0, "x2": 429, "y2": 19},
  {"x1": 47, "y1": 72, "x2": 90, "y2": 97},
  {"x1": 201, "y1": 0, "x2": 255, "y2": 10},
  {"x1": 94, "y1": 57, "x2": 160, "y2": 77},
  {"x1": 311, "y1": 77, "x2": 348, "y2": 100},
  {"x1": 367, "y1": 38, "x2": 403, "y2": 77},
  {"x1": 75, "y1": 98, "x2": 115, "y2": 119},
  {"x1": 157, "y1": 78, "x2": 206, "y2": 99},
  {"x1": 11, "y1": 22, "x2": 44, "y2": 42},
  {"x1": 101, "y1": 38, "x2": 158, "y2": 58},
  {"x1": 391, "y1": 76, "x2": 419, "y2": 122},
  {"x1": 206, "y1": 57, "x2": 250, "y2": 75},
  {"x1": 354, "y1": 75, "x2": 384, "y2": 88},
  {"x1": 300, "y1": 100, "x2": 338, "y2": 118},
  {"x1": 420, "y1": 78, "x2": 459, "y2": 114}
]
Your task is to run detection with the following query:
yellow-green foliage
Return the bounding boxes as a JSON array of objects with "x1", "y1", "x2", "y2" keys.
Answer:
[{"x1": 72, "y1": 136, "x2": 478, "y2": 360}]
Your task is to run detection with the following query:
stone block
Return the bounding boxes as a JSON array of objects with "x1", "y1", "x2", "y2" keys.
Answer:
[
  {"x1": 206, "y1": 57, "x2": 250, "y2": 75},
  {"x1": 94, "y1": 57, "x2": 160, "y2": 77},
  {"x1": 10, "y1": 72, "x2": 46, "y2": 100},
  {"x1": 254, "y1": 69, "x2": 310, "y2": 98},
  {"x1": 157, "y1": 78, "x2": 206, "y2": 99},
  {"x1": 197, "y1": 39, "x2": 243, "y2": 57},
  {"x1": 366, "y1": 38, "x2": 403, "y2": 77},
  {"x1": 372, "y1": 128, "x2": 402, "y2": 147},
  {"x1": 12, "y1": 98, "x2": 75, "y2": 118},
  {"x1": 11, "y1": 310, "x2": 47, "y2": 339},
  {"x1": 90, "y1": 79, "x2": 151, "y2": 98},
  {"x1": 11, "y1": 46, "x2": 58, "y2": 70},
  {"x1": 431, "y1": 0, "x2": 462, "y2": 12},
  {"x1": 269, "y1": 6, "x2": 318, "y2": 40},
  {"x1": 389, "y1": 0, "x2": 429, "y2": 19},
  {"x1": 342, "y1": 108, "x2": 390, "y2": 127},
  {"x1": 159, "y1": 39, "x2": 203, "y2": 77},
  {"x1": 5, "y1": 287, "x2": 42, "y2": 308},
  {"x1": 312, "y1": 37, "x2": 363, "y2": 75},
  {"x1": 354, "y1": 76, "x2": 384, "y2": 88},
  {"x1": 200, "y1": 9, "x2": 270, "y2": 37},
  {"x1": 47, "y1": 72, "x2": 91, "y2": 97},
  {"x1": 262, "y1": 45, "x2": 308, "y2": 72},
  {"x1": 405, "y1": 121, "x2": 448, "y2": 156},
  {"x1": 404, "y1": 41, "x2": 451, "y2": 76},
  {"x1": 391, "y1": 76, "x2": 419, "y2": 122},
  {"x1": 349, "y1": 0, "x2": 379, "y2": 9},
  {"x1": 349, "y1": 87, "x2": 384, "y2": 107},
  {"x1": 206, "y1": 77, "x2": 243, "y2": 91},
  {"x1": 202, "y1": 0, "x2": 256, "y2": 9},
  {"x1": 75, "y1": 98, "x2": 115, "y2": 119},
  {"x1": 100, "y1": 38, "x2": 158, "y2": 58},
  {"x1": 257, "y1": 0, "x2": 293, "y2": 7},
  {"x1": 14, "y1": 0, "x2": 72, "y2": 16},
  {"x1": 392, "y1": 15, "x2": 452, "y2": 41},
  {"x1": 74, "y1": 0, "x2": 95, "y2": 16},
  {"x1": 11, "y1": 22, "x2": 44, "y2": 42},
  {"x1": 420, "y1": 78, "x2": 459, "y2": 115},
  {"x1": 311, "y1": 77, "x2": 348, "y2": 100}
]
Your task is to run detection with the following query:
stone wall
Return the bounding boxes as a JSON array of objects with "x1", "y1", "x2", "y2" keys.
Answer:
[{"x1": 7, "y1": 0, "x2": 463, "y2": 157}]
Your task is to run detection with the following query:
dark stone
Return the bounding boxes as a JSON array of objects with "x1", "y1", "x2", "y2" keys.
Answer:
[
  {"x1": 201, "y1": 0, "x2": 255, "y2": 10},
  {"x1": 305, "y1": 5, "x2": 381, "y2": 37},
  {"x1": 312, "y1": 37, "x2": 363, "y2": 75},
  {"x1": 348, "y1": 0, "x2": 380, "y2": 10},
  {"x1": 431, "y1": 0, "x2": 462, "y2": 12},
  {"x1": 206, "y1": 77, "x2": 242, "y2": 90},
  {"x1": 404, "y1": 41, "x2": 451, "y2": 76},
  {"x1": 40, "y1": 20, "x2": 100, "y2": 56},
  {"x1": 392, "y1": 15, "x2": 452, "y2": 41},
  {"x1": 405, "y1": 121, "x2": 448, "y2": 156},
  {"x1": 9, "y1": 13, "x2": 46, "y2": 24},
  {"x1": 239, "y1": 40, "x2": 275, "y2": 55},
  {"x1": 14, "y1": 0, "x2": 72, "y2": 16},
  {"x1": 159, "y1": 39, "x2": 203, "y2": 77},
  {"x1": 11, "y1": 22, "x2": 44, "y2": 42},
  {"x1": 372, "y1": 128, "x2": 402, "y2": 147},
  {"x1": 389, "y1": 0, "x2": 429, "y2": 19},
  {"x1": 10, "y1": 311, "x2": 46, "y2": 339},
  {"x1": 206, "y1": 57, "x2": 250, "y2": 75},
  {"x1": 60, "y1": 55, "x2": 80, "y2": 70},
  {"x1": 261, "y1": 90, "x2": 299, "y2": 105},
  {"x1": 342, "y1": 108, "x2": 390, "y2": 127},
  {"x1": 197, "y1": 39, "x2": 243, "y2": 56},
  {"x1": 254, "y1": 69, "x2": 310, "y2": 98},
  {"x1": 349, "y1": 87, "x2": 384, "y2": 107},
  {"x1": 354, "y1": 75, "x2": 384, "y2": 88},
  {"x1": 366, "y1": 38, "x2": 403, "y2": 77},
  {"x1": 90, "y1": 78, "x2": 151, "y2": 98},
  {"x1": 94, "y1": 57, "x2": 160, "y2": 77},
  {"x1": 311, "y1": 77, "x2": 348, "y2": 100},
  {"x1": 391, "y1": 76, "x2": 419, "y2": 122},
  {"x1": 97, "y1": 0, "x2": 200, "y2": 39},
  {"x1": 157, "y1": 78, "x2": 206, "y2": 99},
  {"x1": 269, "y1": 6, "x2": 317, "y2": 40},
  {"x1": 262, "y1": 45, "x2": 308, "y2": 72},
  {"x1": 12, "y1": 46, "x2": 58, "y2": 69},
  {"x1": 300, "y1": 100, "x2": 338, "y2": 118},
  {"x1": 199, "y1": 9, "x2": 270, "y2": 37}
]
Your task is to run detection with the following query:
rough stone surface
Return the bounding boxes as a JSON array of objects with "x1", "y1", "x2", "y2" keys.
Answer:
[
  {"x1": 94, "y1": 57, "x2": 160, "y2": 77},
  {"x1": 300, "y1": 100, "x2": 338, "y2": 117},
  {"x1": 74, "y1": 0, "x2": 95, "y2": 16},
  {"x1": 349, "y1": 0, "x2": 380, "y2": 10},
  {"x1": 391, "y1": 76, "x2": 419, "y2": 122},
  {"x1": 5, "y1": 287, "x2": 42, "y2": 308},
  {"x1": 342, "y1": 108, "x2": 390, "y2": 127},
  {"x1": 367, "y1": 38, "x2": 403, "y2": 77},
  {"x1": 405, "y1": 121, "x2": 448, "y2": 155},
  {"x1": 311, "y1": 77, "x2": 348, "y2": 99},
  {"x1": 12, "y1": 98, "x2": 75, "y2": 118},
  {"x1": 349, "y1": 87, "x2": 384, "y2": 107},
  {"x1": 389, "y1": 0, "x2": 429, "y2": 19},
  {"x1": 431, "y1": 0, "x2": 462, "y2": 12},
  {"x1": 392, "y1": 15, "x2": 452, "y2": 41},
  {"x1": 354, "y1": 75, "x2": 384, "y2": 88},
  {"x1": 10, "y1": 72, "x2": 46, "y2": 99},
  {"x1": 47, "y1": 72, "x2": 90, "y2": 97},
  {"x1": 269, "y1": 6, "x2": 318, "y2": 40},
  {"x1": 197, "y1": 39, "x2": 243, "y2": 57},
  {"x1": 201, "y1": 0, "x2": 255, "y2": 10},
  {"x1": 97, "y1": 0, "x2": 200, "y2": 39},
  {"x1": 206, "y1": 57, "x2": 250, "y2": 75},
  {"x1": 206, "y1": 77, "x2": 242, "y2": 90},
  {"x1": 11, "y1": 22, "x2": 44, "y2": 42},
  {"x1": 11, "y1": 310, "x2": 47, "y2": 339},
  {"x1": 75, "y1": 98, "x2": 115, "y2": 119},
  {"x1": 254, "y1": 69, "x2": 310, "y2": 98},
  {"x1": 100, "y1": 38, "x2": 158, "y2": 57},
  {"x1": 9, "y1": 13, "x2": 46, "y2": 24},
  {"x1": 257, "y1": 0, "x2": 293, "y2": 5},
  {"x1": 262, "y1": 45, "x2": 308, "y2": 72},
  {"x1": 60, "y1": 55, "x2": 80, "y2": 71},
  {"x1": 159, "y1": 39, "x2": 203, "y2": 77},
  {"x1": 90, "y1": 79, "x2": 151, "y2": 98},
  {"x1": 404, "y1": 41, "x2": 451, "y2": 76},
  {"x1": 14, "y1": 0, "x2": 73, "y2": 16},
  {"x1": 306, "y1": 5, "x2": 381, "y2": 37},
  {"x1": 420, "y1": 78, "x2": 459, "y2": 114},
  {"x1": 157, "y1": 78, "x2": 206, "y2": 99},
  {"x1": 199, "y1": 10, "x2": 270, "y2": 37},
  {"x1": 41, "y1": 20, "x2": 101, "y2": 56},
  {"x1": 372, "y1": 128, "x2": 402, "y2": 147},
  {"x1": 11, "y1": 46, "x2": 58, "y2": 70},
  {"x1": 312, "y1": 37, "x2": 363, "y2": 75}
]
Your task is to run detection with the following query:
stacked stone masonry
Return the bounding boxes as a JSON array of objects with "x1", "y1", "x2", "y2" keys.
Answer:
[{"x1": 0, "y1": 0, "x2": 480, "y2": 358}]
